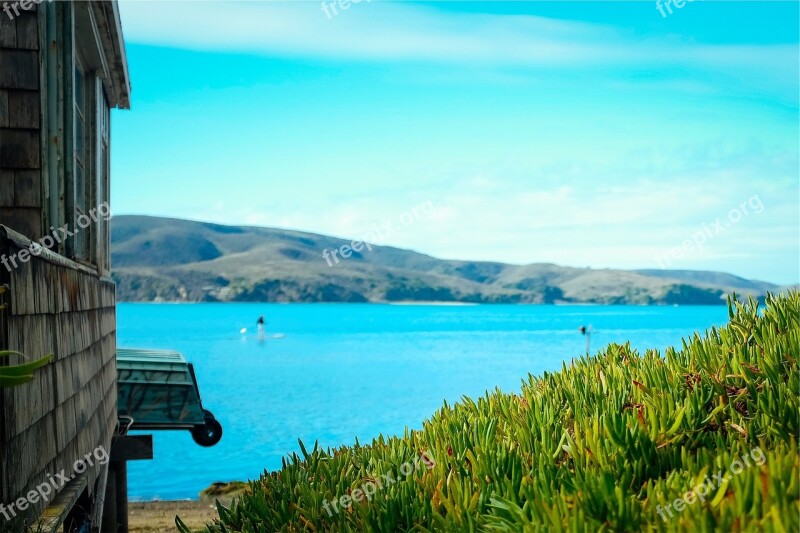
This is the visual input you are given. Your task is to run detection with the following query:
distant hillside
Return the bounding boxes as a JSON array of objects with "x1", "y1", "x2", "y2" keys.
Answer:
[{"x1": 110, "y1": 215, "x2": 781, "y2": 304}]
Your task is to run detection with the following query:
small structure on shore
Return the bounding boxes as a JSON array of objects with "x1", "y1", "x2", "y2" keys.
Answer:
[{"x1": 117, "y1": 348, "x2": 223, "y2": 447}]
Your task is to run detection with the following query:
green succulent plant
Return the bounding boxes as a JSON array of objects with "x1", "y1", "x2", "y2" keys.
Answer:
[
  {"x1": 0, "y1": 351, "x2": 53, "y2": 388},
  {"x1": 184, "y1": 291, "x2": 799, "y2": 532}
]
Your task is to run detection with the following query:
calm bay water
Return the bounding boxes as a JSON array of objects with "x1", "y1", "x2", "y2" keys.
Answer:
[{"x1": 117, "y1": 303, "x2": 729, "y2": 500}]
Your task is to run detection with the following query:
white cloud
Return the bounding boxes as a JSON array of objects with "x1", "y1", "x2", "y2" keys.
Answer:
[{"x1": 118, "y1": 0, "x2": 796, "y2": 82}]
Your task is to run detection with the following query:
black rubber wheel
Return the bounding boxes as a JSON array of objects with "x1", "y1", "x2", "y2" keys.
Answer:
[{"x1": 191, "y1": 413, "x2": 223, "y2": 447}]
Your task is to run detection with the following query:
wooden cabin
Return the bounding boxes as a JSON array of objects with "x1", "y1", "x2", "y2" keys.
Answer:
[{"x1": 0, "y1": 1, "x2": 130, "y2": 530}]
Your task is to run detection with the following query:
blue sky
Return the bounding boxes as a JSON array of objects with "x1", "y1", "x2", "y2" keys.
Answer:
[{"x1": 113, "y1": 1, "x2": 799, "y2": 284}]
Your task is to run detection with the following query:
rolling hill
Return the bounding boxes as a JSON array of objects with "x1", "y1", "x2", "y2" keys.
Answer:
[{"x1": 110, "y1": 215, "x2": 782, "y2": 304}]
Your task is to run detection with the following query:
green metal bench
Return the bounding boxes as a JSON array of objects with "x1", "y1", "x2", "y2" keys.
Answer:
[{"x1": 116, "y1": 348, "x2": 222, "y2": 447}]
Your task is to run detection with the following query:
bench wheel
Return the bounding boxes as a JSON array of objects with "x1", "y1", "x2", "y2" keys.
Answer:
[{"x1": 191, "y1": 409, "x2": 223, "y2": 447}]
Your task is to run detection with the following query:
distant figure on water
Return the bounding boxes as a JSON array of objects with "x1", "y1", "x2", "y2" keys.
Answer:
[
  {"x1": 579, "y1": 325, "x2": 592, "y2": 355},
  {"x1": 257, "y1": 315, "x2": 266, "y2": 338}
]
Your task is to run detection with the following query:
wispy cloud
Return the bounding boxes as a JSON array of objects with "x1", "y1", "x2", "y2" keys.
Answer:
[
  {"x1": 119, "y1": 1, "x2": 796, "y2": 76},
  {"x1": 155, "y1": 137, "x2": 797, "y2": 280}
]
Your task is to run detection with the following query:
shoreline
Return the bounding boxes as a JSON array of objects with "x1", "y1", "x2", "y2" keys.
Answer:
[
  {"x1": 129, "y1": 500, "x2": 224, "y2": 532},
  {"x1": 129, "y1": 482, "x2": 247, "y2": 531},
  {"x1": 116, "y1": 300, "x2": 731, "y2": 306}
]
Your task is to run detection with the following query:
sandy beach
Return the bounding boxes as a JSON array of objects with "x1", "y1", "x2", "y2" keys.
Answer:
[
  {"x1": 128, "y1": 482, "x2": 246, "y2": 532},
  {"x1": 129, "y1": 500, "x2": 225, "y2": 532}
]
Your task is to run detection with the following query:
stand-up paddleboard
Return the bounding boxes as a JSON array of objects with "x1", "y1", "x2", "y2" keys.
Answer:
[{"x1": 240, "y1": 328, "x2": 285, "y2": 339}]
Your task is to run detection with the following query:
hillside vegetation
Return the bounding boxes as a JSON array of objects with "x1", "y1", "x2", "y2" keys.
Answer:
[
  {"x1": 183, "y1": 291, "x2": 799, "y2": 532},
  {"x1": 111, "y1": 216, "x2": 780, "y2": 305}
]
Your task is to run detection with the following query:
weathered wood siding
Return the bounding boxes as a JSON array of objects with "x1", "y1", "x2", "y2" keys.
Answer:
[
  {"x1": 0, "y1": 239, "x2": 117, "y2": 518},
  {"x1": 0, "y1": 2, "x2": 120, "y2": 524},
  {"x1": 0, "y1": 8, "x2": 44, "y2": 241}
]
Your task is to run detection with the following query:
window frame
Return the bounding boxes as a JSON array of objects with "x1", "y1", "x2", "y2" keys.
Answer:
[
  {"x1": 62, "y1": 2, "x2": 113, "y2": 271},
  {"x1": 71, "y1": 50, "x2": 91, "y2": 262}
]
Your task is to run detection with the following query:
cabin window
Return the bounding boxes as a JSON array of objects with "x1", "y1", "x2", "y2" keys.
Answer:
[
  {"x1": 73, "y1": 54, "x2": 90, "y2": 260},
  {"x1": 97, "y1": 86, "x2": 110, "y2": 272},
  {"x1": 57, "y1": 1, "x2": 118, "y2": 271}
]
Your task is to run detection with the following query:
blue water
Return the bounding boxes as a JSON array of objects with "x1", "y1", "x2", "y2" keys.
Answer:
[{"x1": 117, "y1": 303, "x2": 729, "y2": 500}]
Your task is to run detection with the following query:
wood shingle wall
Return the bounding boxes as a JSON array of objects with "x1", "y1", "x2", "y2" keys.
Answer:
[
  {"x1": 0, "y1": 1, "x2": 126, "y2": 526},
  {"x1": 0, "y1": 234, "x2": 117, "y2": 519},
  {"x1": 0, "y1": 8, "x2": 44, "y2": 242}
]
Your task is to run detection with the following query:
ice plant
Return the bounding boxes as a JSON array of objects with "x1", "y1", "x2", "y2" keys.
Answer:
[{"x1": 184, "y1": 292, "x2": 799, "y2": 532}]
